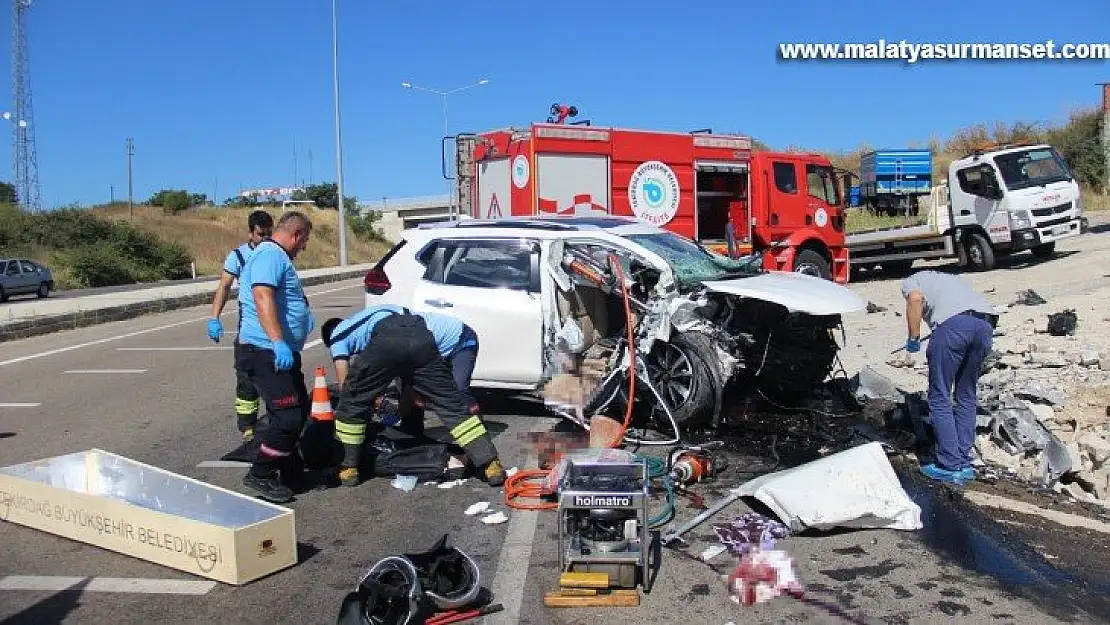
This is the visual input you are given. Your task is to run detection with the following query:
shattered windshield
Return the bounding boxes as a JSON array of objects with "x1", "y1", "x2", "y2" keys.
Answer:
[
  {"x1": 623, "y1": 231, "x2": 761, "y2": 289},
  {"x1": 993, "y1": 148, "x2": 1073, "y2": 190}
]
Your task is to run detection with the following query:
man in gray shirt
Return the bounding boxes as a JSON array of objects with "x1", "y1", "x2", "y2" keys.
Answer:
[{"x1": 901, "y1": 270, "x2": 997, "y2": 485}]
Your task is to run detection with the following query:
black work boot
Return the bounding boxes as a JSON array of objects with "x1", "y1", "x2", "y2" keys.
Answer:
[
  {"x1": 337, "y1": 443, "x2": 361, "y2": 487},
  {"x1": 278, "y1": 452, "x2": 306, "y2": 492},
  {"x1": 243, "y1": 456, "x2": 294, "y2": 503}
]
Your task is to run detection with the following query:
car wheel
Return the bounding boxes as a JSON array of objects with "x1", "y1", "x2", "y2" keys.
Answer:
[
  {"x1": 643, "y1": 332, "x2": 718, "y2": 427},
  {"x1": 793, "y1": 249, "x2": 831, "y2": 280},
  {"x1": 1030, "y1": 242, "x2": 1055, "y2": 259},
  {"x1": 37, "y1": 282, "x2": 49, "y2": 298},
  {"x1": 0, "y1": 287, "x2": 6, "y2": 303},
  {"x1": 964, "y1": 232, "x2": 995, "y2": 271}
]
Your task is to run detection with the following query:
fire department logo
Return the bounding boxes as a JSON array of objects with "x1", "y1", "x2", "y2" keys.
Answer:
[
  {"x1": 512, "y1": 155, "x2": 530, "y2": 189},
  {"x1": 629, "y1": 160, "x2": 679, "y2": 226}
]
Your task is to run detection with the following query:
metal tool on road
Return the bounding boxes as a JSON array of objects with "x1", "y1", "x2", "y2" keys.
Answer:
[
  {"x1": 661, "y1": 487, "x2": 745, "y2": 546},
  {"x1": 668, "y1": 443, "x2": 728, "y2": 486},
  {"x1": 425, "y1": 603, "x2": 503, "y2": 625}
]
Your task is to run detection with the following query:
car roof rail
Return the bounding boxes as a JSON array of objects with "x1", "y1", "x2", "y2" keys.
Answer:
[{"x1": 448, "y1": 219, "x2": 581, "y2": 231}]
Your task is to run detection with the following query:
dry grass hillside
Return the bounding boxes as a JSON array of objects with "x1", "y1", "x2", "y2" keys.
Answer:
[{"x1": 89, "y1": 204, "x2": 392, "y2": 276}]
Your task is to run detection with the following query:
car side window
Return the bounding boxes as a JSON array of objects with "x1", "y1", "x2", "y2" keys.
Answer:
[
  {"x1": 427, "y1": 240, "x2": 535, "y2": 291},
  {"x1": 957, "y1": 167, "x2": 986, "y2": 197},
  {"x1": 19, "y1": 261, "x2": 37, "y2": 274},
  {"x1": 5, "y1": 261, "x2": 19, "y2": 275}
]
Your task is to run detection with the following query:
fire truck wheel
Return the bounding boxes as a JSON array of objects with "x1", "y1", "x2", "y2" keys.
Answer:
[{"x1": 793, "y1": 249, "x2": 831, "y2": 280}]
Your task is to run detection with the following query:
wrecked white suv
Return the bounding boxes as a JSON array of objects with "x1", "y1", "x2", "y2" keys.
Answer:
[{"x1": 363, "y1": 216, "x2": 865, "y2": 430}]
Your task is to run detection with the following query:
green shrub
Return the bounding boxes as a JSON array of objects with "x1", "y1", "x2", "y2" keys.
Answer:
[{"x1": 0, "y1": 207, "x2": 194, "y2": 288}]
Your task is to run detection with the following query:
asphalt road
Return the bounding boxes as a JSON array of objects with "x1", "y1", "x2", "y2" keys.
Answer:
[{"x1": 0, "y1": 278, "x2": 1106, "y2": 624}]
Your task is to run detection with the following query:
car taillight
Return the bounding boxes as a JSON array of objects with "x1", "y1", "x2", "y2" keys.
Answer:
[{"x1": 364, "y1": 267, "x2": 391, "y2": 295}]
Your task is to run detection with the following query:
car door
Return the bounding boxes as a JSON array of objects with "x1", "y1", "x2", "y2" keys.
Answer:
[
  {"x1": 3, "y1": 260, "x2": 25, "y2": 294},
  {"x1": 19, "y1": 260, "x2": 42, "y2": 292},
  {"x1": 411, "y1": 237, "x2": 545, "y2": 387}
]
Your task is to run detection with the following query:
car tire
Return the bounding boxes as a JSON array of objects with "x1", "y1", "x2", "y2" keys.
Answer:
[
  {"x1": 793, "y1": 249, "x2": 832, "y2": 280},
  {"x1": 643, "y1": 331, "x2": 718, "y2": 427},
  {"x1": 37, "y1": 282, "x2": 49, "y2": 298},
  {"x1": 0, "y1": 287, "x2": 6, "y2": 303},
  {"x1": 964, "y1": 232, "x2": 995, "y2": 271},
  {"x1": 1030, "y1": 242, "x2": 1055, "y2": 259}
]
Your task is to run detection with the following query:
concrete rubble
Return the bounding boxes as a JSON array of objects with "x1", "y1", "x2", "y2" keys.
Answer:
[
  {"x1": 852, "y1": 309, "x2": 1110, "y2": 506},
  {"x1": 974, "y1": 325, "x2": 1110, "y2": 505}
]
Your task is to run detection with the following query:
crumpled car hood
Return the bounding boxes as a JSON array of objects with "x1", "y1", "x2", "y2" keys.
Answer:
[{"x1": 700, "y1": 272, "x2": 867, "y2": 315}]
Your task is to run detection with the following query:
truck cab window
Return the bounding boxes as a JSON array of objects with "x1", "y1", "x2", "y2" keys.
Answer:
[
  {"x1": 956, "y1": 167, "x2": 986, "y2": 197},
  {"x1": 773, "y1": 162, "x2": 797, "y2": 194},
  {"x1": 806, "y1": 164, "x2": 839, "y2": 205}
]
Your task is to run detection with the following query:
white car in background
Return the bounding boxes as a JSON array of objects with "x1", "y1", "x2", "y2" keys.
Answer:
[{"x1": 363, "y1": 215, "x2": 865, "y2": 428}]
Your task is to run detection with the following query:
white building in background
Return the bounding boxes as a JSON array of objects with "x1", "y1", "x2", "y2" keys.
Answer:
[{"x1": 360, "y1": 194, "x2": 457, "y2": 242}]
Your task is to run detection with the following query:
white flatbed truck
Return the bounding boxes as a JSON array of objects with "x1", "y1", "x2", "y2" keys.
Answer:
[{"x1": 847, "y1": 144, "x2": 1086, "y2": 275}]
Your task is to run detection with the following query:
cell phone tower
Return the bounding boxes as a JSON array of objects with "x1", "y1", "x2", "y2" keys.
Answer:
[{"x1": 7, "y1": 0, "x2": 41, "y2": 211}]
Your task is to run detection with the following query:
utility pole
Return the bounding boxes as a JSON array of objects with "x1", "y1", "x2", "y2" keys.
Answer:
[
  {"x1": 331, "y1": 0, "x2": 348, "y2": 266},
  {"x1": 110, "y1": 185, "x2": 114, "y2": 204},
  {"x1": 126, "y1": 137, "x2": 134, "y2": 219}
]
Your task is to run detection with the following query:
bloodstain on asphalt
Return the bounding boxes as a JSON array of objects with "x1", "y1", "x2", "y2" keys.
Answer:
[{"x1": 820, "y1": 559, "x2": 904, "y2": 582}]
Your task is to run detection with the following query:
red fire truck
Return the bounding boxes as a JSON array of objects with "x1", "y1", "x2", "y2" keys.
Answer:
[{"x1": 447, "y1": 113, "x2": 850, "y2": 283}]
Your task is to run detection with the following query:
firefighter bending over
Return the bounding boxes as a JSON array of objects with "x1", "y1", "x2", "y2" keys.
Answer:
[{"x1": 322, "y1": 305, "x2": 505, "y2": 488}]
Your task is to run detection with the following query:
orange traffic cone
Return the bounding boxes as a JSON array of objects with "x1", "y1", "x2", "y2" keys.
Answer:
[{"x1": 310, "y1": 366, "x2": 335, "y2": 422}]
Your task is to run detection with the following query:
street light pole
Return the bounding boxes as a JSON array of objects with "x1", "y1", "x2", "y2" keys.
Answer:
[
  {"x1": 331, "y1": 0, "x2": 348, "y2": 266},
  {"x1": 401, "y1": 78, "x2": 489, "y2": 221},
  {"x1": 126, "y1": 137, "x2": 134, "y2": 220}
]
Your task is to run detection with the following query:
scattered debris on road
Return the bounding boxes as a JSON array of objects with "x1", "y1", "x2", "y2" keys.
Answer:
[{"x1": 1011, "y1": 289, "x2": 1047, "y2": 307}]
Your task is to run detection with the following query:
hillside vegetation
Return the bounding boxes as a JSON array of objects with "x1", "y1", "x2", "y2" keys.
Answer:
[{"x1": 0, "y1": 203, "x2": 390, "y2": 290}]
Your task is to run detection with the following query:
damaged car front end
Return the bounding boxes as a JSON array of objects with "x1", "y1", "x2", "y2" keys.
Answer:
[{"x1": 536, "y1": 224, "x2": 866, "y2": 439}]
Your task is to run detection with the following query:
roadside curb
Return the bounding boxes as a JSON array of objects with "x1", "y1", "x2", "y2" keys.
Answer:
[{"x1": 0, "y1": 268, "x2": 368, "y2": 344}]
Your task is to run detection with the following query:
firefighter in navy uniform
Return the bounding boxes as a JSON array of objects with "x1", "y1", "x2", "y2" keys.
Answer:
[
  {"x1": 236, "y1": 211, "x2": 315, "y2": 503},
  {"x1": 207, "y1": 209, "x2": 274, "y2": 442},
  {"x1": 322, "y1": 305, "x2": 506, "y2": 488}
]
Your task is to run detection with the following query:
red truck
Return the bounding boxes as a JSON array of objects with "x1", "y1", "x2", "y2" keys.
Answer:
[{"x1": 447, "y1": 113, "x2": 850, "y2": 283}]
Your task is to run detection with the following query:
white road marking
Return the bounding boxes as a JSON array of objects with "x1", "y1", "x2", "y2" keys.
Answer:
[
  {"x1": 0, "y1": 402, "x2": 40, "y2": 407},
  {"x1": 116, "y1": 347, "x2": 232, "y2": 351},
  {"x1": 63, "y1": 369, "x2": 147, "y2": 374},
  {"x1": 0, "y1": 575, "x2": 217, "y2": 595},
  {"x1": 196, "y1": 460, "x2": 251, "y2": 468},
  {"x1": 486, "y1": 419, "x2": 556, "y2": 625},
  {"x1": 0, "y1": 282, "x2": 359, "y2": 368}
]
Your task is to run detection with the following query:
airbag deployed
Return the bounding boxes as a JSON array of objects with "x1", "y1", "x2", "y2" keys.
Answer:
[{"x1": 736, "y1": 442, "x2": 922, "y2": 532}]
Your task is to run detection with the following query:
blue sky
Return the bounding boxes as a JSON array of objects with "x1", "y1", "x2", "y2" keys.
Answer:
[{"x1": 1, "y1": 0, "x2": 1107, "y2": 208}]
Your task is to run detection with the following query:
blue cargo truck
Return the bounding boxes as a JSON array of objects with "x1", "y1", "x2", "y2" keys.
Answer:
[{"x1": 859, "y1": 149, "x2": 933, "y2": 216}]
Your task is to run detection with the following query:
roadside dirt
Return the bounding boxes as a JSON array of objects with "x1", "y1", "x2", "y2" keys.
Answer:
[{"x1": 836, "y1": 217, "x2": 1110, "y2": 606}]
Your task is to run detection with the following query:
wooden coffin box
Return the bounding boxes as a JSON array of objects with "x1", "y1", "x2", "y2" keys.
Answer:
[{"x1": 0, "y1": 449, "x2": 296, "y2": 585}]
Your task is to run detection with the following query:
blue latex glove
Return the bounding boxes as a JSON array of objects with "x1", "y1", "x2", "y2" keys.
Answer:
[
  {"x1": 207, "y1": 318, "x2": 223, "y2": 342},
  {"x1": 905, "y1": 337, "x2": 921, "y2": 353},
  {"x1": 272, "y1": 341, "x2": 294, "y2": 371}
]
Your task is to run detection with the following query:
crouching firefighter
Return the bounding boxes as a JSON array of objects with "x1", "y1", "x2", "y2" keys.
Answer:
[{"x1": 322, "y1": 305, "x2": 506, "y2": 488}]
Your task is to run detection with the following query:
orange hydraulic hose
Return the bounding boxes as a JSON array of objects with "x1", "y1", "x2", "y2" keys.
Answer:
[{"x1": 504, "y1": 252, "x2": 637, "y2": 510}]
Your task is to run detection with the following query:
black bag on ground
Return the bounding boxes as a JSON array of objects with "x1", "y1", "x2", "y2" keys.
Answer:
[{"x1": 367, "y1": 434, "x2": 464, "y2": 482}]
